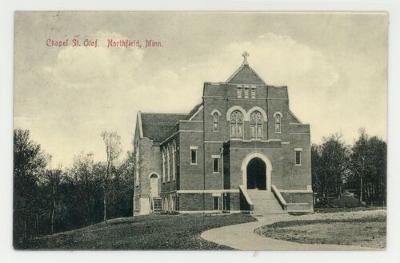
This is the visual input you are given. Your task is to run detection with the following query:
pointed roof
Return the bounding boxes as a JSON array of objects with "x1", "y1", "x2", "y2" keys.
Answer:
[
  {"x1": 226, "y1": 52, "x2": 266, "y2": 85},
  {"x1": 140, "y1": 112, "x2": 187, "y2": 142},
  {"x1": 226, "y1": 64, "x2": 266, "y2": 85},
  {"x1": 187, "y1": 102, "x2": 203, "y2": 120}
]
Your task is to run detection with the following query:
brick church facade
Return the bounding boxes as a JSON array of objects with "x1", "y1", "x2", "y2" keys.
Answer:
[{"x1": 133, "y1": 54, "x2": 314, "y2": 215}]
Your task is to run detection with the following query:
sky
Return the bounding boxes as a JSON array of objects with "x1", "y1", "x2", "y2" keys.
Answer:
[{"x1": 14, "y1": 12, "x2": 388, "y2": 167}]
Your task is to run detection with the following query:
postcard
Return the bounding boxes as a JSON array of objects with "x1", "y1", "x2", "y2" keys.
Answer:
[{"x1": 13, "y1": 11, "x2": 387, "y2": 250}]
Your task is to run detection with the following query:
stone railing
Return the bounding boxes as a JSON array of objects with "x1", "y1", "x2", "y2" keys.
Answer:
[
  {"x1": 239, "y1": 185, "x2": 254, "y2": 212},
  {"x1": 271, "y1": 184, "x2": 287, "y2": 210}
]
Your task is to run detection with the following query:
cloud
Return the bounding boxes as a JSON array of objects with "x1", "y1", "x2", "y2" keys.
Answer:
[
  {"x1": 18, "y1": 30, "x2": 385, "y2": 167},
  {"x1": 119, "y1": 32, "x2": 343, "y2": 143},
  {"x1": 224, "y1": 33, "x2": 339, "y2": 90},
  {"x1": 132, "y1": 33, "x2": 340, "y2": 116},
  {"x1": 42, "y1": 31, "x2": 338, "y2": 117},
  {"x1": 44, "y1": 31, "x2": 145, "y2": 88}
]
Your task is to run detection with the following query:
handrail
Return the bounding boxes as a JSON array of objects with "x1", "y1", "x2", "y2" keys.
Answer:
[
  {"x1": 239, "y1": 185, "x2": 254, "y2": 211},
  {"x1": 271, "y1": 184, "x2": 287, "y2": 210}
]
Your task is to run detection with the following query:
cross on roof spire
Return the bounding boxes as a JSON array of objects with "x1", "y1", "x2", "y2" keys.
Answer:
[{"x1": 242, "y1": 51, "x2": 249, "y2": 65}]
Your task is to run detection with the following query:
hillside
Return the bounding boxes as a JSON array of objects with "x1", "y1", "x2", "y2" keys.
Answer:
[{"x1": 22, "y1": 213, "x2": 256, "y2": 250}]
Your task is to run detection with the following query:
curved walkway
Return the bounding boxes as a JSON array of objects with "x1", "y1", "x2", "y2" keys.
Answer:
[{"x1": 201, "y1": 211, "x2": 384, "y2": 251}]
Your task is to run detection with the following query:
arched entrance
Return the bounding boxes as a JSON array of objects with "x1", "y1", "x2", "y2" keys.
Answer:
[
  {"x1": 149, "y1": 173, "x2": 159, "y2": 197},
  {"x1": 241, "y1": 152, "x2": 272, "y2": 191},
  {"x1": 246, "y1": 158, "x2": 266, "y2": 190}
]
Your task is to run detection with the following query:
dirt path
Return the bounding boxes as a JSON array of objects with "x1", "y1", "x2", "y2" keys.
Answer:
[{"x1": 201, "y1": 210, "x2": 385, "y2": 251}]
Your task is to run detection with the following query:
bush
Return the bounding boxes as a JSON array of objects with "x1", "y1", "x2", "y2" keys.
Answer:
[{"x1": 331, "y1": 195, "x2": 363, "y2": 208}]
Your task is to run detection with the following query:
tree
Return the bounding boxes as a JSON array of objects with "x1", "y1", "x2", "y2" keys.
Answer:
[
  {"x1": 349, "y1": 129, "x2": 387, "y2": 205},
  {"x1": 312, "y1": 134, "x2": 350, "y2": 203},
  {"x1": 68, "y1": 152, "x2": 100, "y2": 225},
  {"x1": 13, "y1": 129, "x2": 135, "y2": 243},
  {"x1": 40, "y1": 156, "x2": 63, "y2": 234},
  {"x1": 311, "y1": 144, "x2": 323, "y2": 202},
  {"x1": 100, "y1": 131, "x2": 122, "y2": 222},
  {"x1": 108, "y1": 151, "x2": 135, "y2": 218},
  {"x1": 13, "y1": 129, "x2": 47, "y2": 245}
]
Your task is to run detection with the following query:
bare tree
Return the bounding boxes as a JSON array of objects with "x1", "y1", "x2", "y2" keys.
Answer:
[
  {"x1": 42, "y1": 154, "x2": 63, "y2": 234},
  {"x1": 101, "y1": 131, "x2": 122, "y2": 222}
]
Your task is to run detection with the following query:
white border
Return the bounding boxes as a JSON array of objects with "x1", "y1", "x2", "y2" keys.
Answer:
[{"x1": 1, "y1": 1, "x2": 399, "y2": 263}]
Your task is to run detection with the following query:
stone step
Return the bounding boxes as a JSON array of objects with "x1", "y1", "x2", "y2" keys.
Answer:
[
  {"x1": 253, "y1": 211, "x2": 287, "y2": 215},
  {"x1": 247, "y1": 189, "x2": 286, "y2": 216},
  {"x1": 251, "y1": 199, "x2": 276, "y2": 201}
]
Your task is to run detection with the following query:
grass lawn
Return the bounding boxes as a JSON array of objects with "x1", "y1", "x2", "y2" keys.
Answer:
[
  {"x1": 24, "y1": 213, "x2": 256, "y2": 250},
  {"x1": 256, "y1": 214, "x2": 386, "y2": 248}
]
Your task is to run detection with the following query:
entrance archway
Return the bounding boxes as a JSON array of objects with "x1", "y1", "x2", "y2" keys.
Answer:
[
  {"x1": 241, "y1": 152, "x2": 272, "y2": 191},
  {"x1": 246, "y1": 158, "x2": 266, "y2": 190}
]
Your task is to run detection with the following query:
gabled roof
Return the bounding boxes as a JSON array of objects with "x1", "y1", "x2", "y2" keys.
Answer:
[
  {"x1": 139, "y1": 112, "x2": 187, "y2": 143},
  {"x1": 226, "y1": 63, "x2": 266, "y2": 85},
  {"x1": 186, "y1": 102, "x2": 203, "y2": 120}
]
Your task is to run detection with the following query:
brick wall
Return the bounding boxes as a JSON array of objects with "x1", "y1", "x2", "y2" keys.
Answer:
[
  {"x1": 177, "y1": 192, "x2": 239, "y2": 212},
  {"x1": 178, "y1": 131, "x2": 205, "y2": 190},
  {"x1": 201, "y1": 82, "x2": 312, "y2": 192},
  {"x1": 282, "y1": 192, "x2": 313, "y2": 204}
]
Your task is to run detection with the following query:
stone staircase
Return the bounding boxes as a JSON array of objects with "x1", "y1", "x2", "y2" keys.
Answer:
[{"x1": 247, "y1": 189, "x2": 286, "y2": 215}]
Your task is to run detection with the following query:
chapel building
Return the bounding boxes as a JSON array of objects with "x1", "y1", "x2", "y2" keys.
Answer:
[{"x1": 133, "y1": 53, "x2": 314, "y2": 215}]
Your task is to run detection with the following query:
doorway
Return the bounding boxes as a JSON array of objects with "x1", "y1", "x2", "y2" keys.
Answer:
[
  {"x1": 246, "y1": 158, "x2": 266, "y2": 190},
  {"x1": 149, "y1": 173, "x2": 159, "y2": 197}
]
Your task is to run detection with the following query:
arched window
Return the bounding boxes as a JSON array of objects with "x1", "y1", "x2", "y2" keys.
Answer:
[
  {"x1": 172, "y1": 143, "x2": 176, "y2": 180},
  {"x1": 162, "y1": 150, "x2": 166, "y2": 182},
  {"x1": 166, "y1": 147, "x2": 170, "y2": 181},
  {"x1": 212, "y1": 112, "x2": 219, "y2": 131},
  {"x1": 250, "y1": 111, "x2": 263, "y2": 139},
  {"x1": 135, "y1": 144, "x2": 140, "y2": 186},
  {"x1": 230, "y1": 110, "x2": 244, "y2": 138},
  {"x1": 274, "y1": 113, "x2": 282, "y2": 133},
  {"x1": 237, "y1": 87, "x2": 242, "y2": 98}
]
